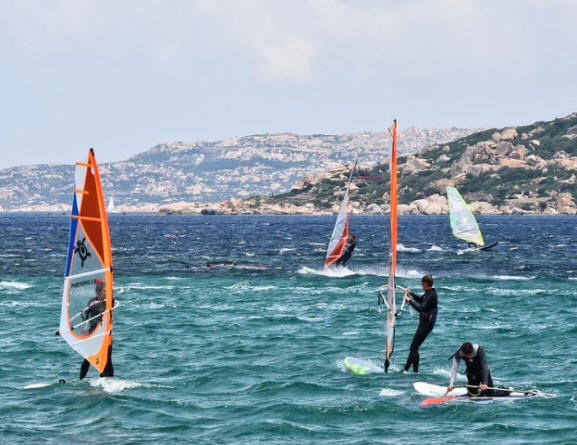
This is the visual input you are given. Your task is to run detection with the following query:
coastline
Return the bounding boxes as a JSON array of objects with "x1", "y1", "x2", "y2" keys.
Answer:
[{"x1": 1, "y1": 208, "x2": 575, "y2": 216}]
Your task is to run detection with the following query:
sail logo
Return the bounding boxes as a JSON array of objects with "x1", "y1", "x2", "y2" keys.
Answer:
[{"x1": 75, "y1": 237, "x2": 91, "y2": 267}]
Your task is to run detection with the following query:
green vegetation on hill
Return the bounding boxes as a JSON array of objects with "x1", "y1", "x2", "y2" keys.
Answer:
[{"x1": 254, "y1": 113, "x2": 577, "y2": 212}]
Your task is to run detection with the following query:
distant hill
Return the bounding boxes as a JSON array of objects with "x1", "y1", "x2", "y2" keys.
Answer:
[
  {"x1": 0, "y1": 128, "x2": 474, "y2": 211},
  {"x1": 237, "y1": 113, "x2": 577, "y2": 215}
]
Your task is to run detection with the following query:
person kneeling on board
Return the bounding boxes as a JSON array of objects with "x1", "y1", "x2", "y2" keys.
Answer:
[
  {"x1": 447, "y1": 342, "x2": 509, "y2": 397},
  {"x1": 401, "y1": 274, "x2": 438, "y2": 372},
  {"x1": 336, "y1": 234, "x2": 356, "y2": 266}
]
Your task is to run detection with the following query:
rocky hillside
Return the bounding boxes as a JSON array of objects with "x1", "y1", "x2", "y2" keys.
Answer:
[
  {"x1": 0, "y1": 128, "x2": 473, "y2": 211},
  {"x1": 227, "y1": 112, "x2": 577, "y2": 215}
]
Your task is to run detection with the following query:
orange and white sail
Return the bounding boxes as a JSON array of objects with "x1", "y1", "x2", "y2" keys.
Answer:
[
  {"x1": 384, "y1": 120, "x2": 398, "y2": 372},
  {"x1": 324, "y1": 160, "x2": 358, "y2": 268},
  {"x1": 59, "y1": 149, "x2": 115, "y2": 373}
]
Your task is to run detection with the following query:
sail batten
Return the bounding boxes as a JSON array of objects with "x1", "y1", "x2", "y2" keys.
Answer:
[
  {"x1": 66, "y1": 268, "x2": 111, "y2": 280},
  {"x1": 446, "y1": 187, "x2": 484, "y2": 246},
  {"x1": 324, "y1": 160, "x2": 357, "y2": 268},
  {"x1": 59, "y1": 149, "x2": 114, "y2": 374}
]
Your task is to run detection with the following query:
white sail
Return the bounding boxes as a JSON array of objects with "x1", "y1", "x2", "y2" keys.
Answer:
[
  {"x1": 107, "y1": 197, "x2": 115, "y2": 212},
  {"x1": 446, "y1": 187, "x2": 484, "y2": 246}
]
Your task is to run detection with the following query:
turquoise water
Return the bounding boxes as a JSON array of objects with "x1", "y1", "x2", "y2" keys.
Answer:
[{"x1": 1, "y1": 214, "x2": 576, "y2": 444}]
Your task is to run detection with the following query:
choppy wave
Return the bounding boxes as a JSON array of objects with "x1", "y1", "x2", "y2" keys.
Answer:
[
  {"x1": 397, "y1": 243, "x2": 421, "y2": 253},
  {"x1": 493, "y1": 275, "x2": 536, "y2": 281},
  {"x1": 0, "y1": 280, "x2": 32, "y2": 290},
  {"x1": 379, "y1": 388, "x2": 405, "y2": 397},
  {"x1": 2, "y1": 214, "x2": 576, "y2": 444},
  {"x1": 90, "y1": 377, "x2": 144, "y2": 393}
]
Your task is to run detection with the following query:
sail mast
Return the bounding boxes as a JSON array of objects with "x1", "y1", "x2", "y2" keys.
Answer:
[{"x1": 385, "y1": 119, "x2": 398, "y2": 372}]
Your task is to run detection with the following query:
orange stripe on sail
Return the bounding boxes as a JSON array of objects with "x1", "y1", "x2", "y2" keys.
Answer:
[
  {"x1": 83, "y1": 149, "x2": 114, "y2": 373},
  {"x1": 324, "y1": 219, "x2": 349, "y2": 268}
]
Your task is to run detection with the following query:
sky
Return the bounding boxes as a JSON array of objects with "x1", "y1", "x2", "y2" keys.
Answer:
[{"x1": 0, "y1": 0, "x2": 576, "y2": 169}]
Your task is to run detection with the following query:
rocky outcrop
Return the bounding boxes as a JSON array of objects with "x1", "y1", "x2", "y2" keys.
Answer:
[
  {"x1": 555, "y1": 192, "x2": 577, "y2": 214},
  {"x1": 0, "y1": 127, "x2": 476, "y2": 211}
]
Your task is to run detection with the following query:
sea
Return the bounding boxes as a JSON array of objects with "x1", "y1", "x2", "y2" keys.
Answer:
[{"x1": 0, "y1": 213, "x2": 576, "y2": 444}]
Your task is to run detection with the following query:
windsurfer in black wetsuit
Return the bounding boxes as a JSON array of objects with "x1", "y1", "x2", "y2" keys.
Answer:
[
  {"x1": 336, "y1": 234, "x2": 356, "y2": 266},
  {"x1": 447, "y1": 342, "x2": 509, "y2": 397},
  {"x1": 401, "y1": 274, "x2": 438, "y2": 372}
]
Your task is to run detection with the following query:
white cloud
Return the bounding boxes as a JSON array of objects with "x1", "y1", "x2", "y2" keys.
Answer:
[
  {"x1": 257, "y1": 38, "x2": 319, "y2": 82},
  {"x1": 3, "y1": 0, "x2": 577, "y2": 83}
]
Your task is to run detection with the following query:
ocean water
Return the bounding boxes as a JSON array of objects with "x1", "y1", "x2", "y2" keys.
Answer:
[{"x1": 1, "y1": 213, "x2": 576, "y2": 444}]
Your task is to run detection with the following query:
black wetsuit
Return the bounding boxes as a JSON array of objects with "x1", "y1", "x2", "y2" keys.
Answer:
[
  {"x1": 83, "y1": 295, "x2": 106, "y2": 334},
  {"x1": 450, "y1": 345, "x2": 508, "y2": 397},
  {"x1": 79, "y1": 297, "x2": 114, "y2": 380},
  {"x1": 336, "y1": 240, "x2": 356, "y2": 266},
  {"x1": 79, "y1": 343, "x2": 114, "y2": 380},
  {"x1": 403, "y1": 288, "x2": 438, "y2": 372}
]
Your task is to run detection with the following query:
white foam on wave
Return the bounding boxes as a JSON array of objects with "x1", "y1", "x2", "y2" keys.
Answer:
[
  {"x1": 0, "y1": 281, "x2": 32, "y2": 290},
  {"x1": 24, "y1": 382, "x2": 52, "y2": 389},
  {"x1": 279, "y1": 248, "x2": 296, "y2": 253},
  {"x1": 225, "y1": 282, "x2": 277, "y2": 292},
  {"x1": 487, "y1": 288, "x2": 547, "y2": 296},
  {"x1": 433, "y1": 366, "x2": 465, "y2": 381},
  {"x1": 268, "y1": 303, "x2": 292, "y2": 312},
  {"x1": 396, "y1": 267, "x2": 425, "y2": 279},
  {"x1": 123, "y1": 284, "x2": 176, "y2": 290},
  {"x1": 244, "y1": 252, "x2": 255, "y2": 257},
  {"x1": 442, "y1": 285, "x2": 477, "y2": 292},
  {"x1": 427, "y1": 245, "x2": 444, "y2": 252},
  {"x1": 0, "y1": 300, "x2": 44, "y2": 308},
  {"x1": 90, "y1": 377, "x2": 143, "y2": 393},
  {"x1": 251, "y1": 285, "x2": 277, "y2": 291},
  {"x1": 299, "y1": 264, "x2": 424, "y2": 279},
  {"x1": 397, "y1": 243, "x2": 421, "y2": 253},
  {"x1": 297, "y1": 266, "x2": 354, "y2": 277},
  {"x1": 143, "y1": 301, "x2": 175, "y2": 310},
  {"x1": 224, "y1": 281, "x2": 250, "y2": 290},
  {"x1": 297, "y1": 316, "x2": 323, "y2": 323},
  {"x1": 341, "y1": 331, "x2": 359, "y2": 336},
  {"x1": 379, "y1": 388, "x2": 405, "y2": 397},
  {"x1": 569, "y1": 277, "x2": 577, "y2": 281},
  {"x1": 493, "y1": 275, "x2": 535, "y2": 281}
]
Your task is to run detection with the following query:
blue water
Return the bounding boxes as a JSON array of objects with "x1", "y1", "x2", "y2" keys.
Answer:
[{"x1": 1, "y1": 214, "x2": 576, "y2": 444}]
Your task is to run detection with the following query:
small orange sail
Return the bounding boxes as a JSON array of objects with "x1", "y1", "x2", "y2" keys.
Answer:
[
  {"x1": 59, "y1": 149, "x2": 114, "y2": 373},
  {"x1": 384, "y1": 120, "x2": 398, "y2": 372},
  {"x1": 324, "y1": 160, "x2": 357, "y2": 268}
]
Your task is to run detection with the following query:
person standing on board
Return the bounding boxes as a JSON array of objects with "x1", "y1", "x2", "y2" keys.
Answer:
[
  {"x1": 447, "y1": 342, "x2": 509, "y2": 397},
  {"x1": 336, "y1": 234, "x2": 356, "y2": 266},
  {"x1": 79, "y1": 279, "x2": 114, "y2": 380},
  {"x1": 401, "y1": 274, "x2": 438, "y2": 372},
  {"x1": 55, "y1": 279, "x2": 114, "y2": 380}
]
